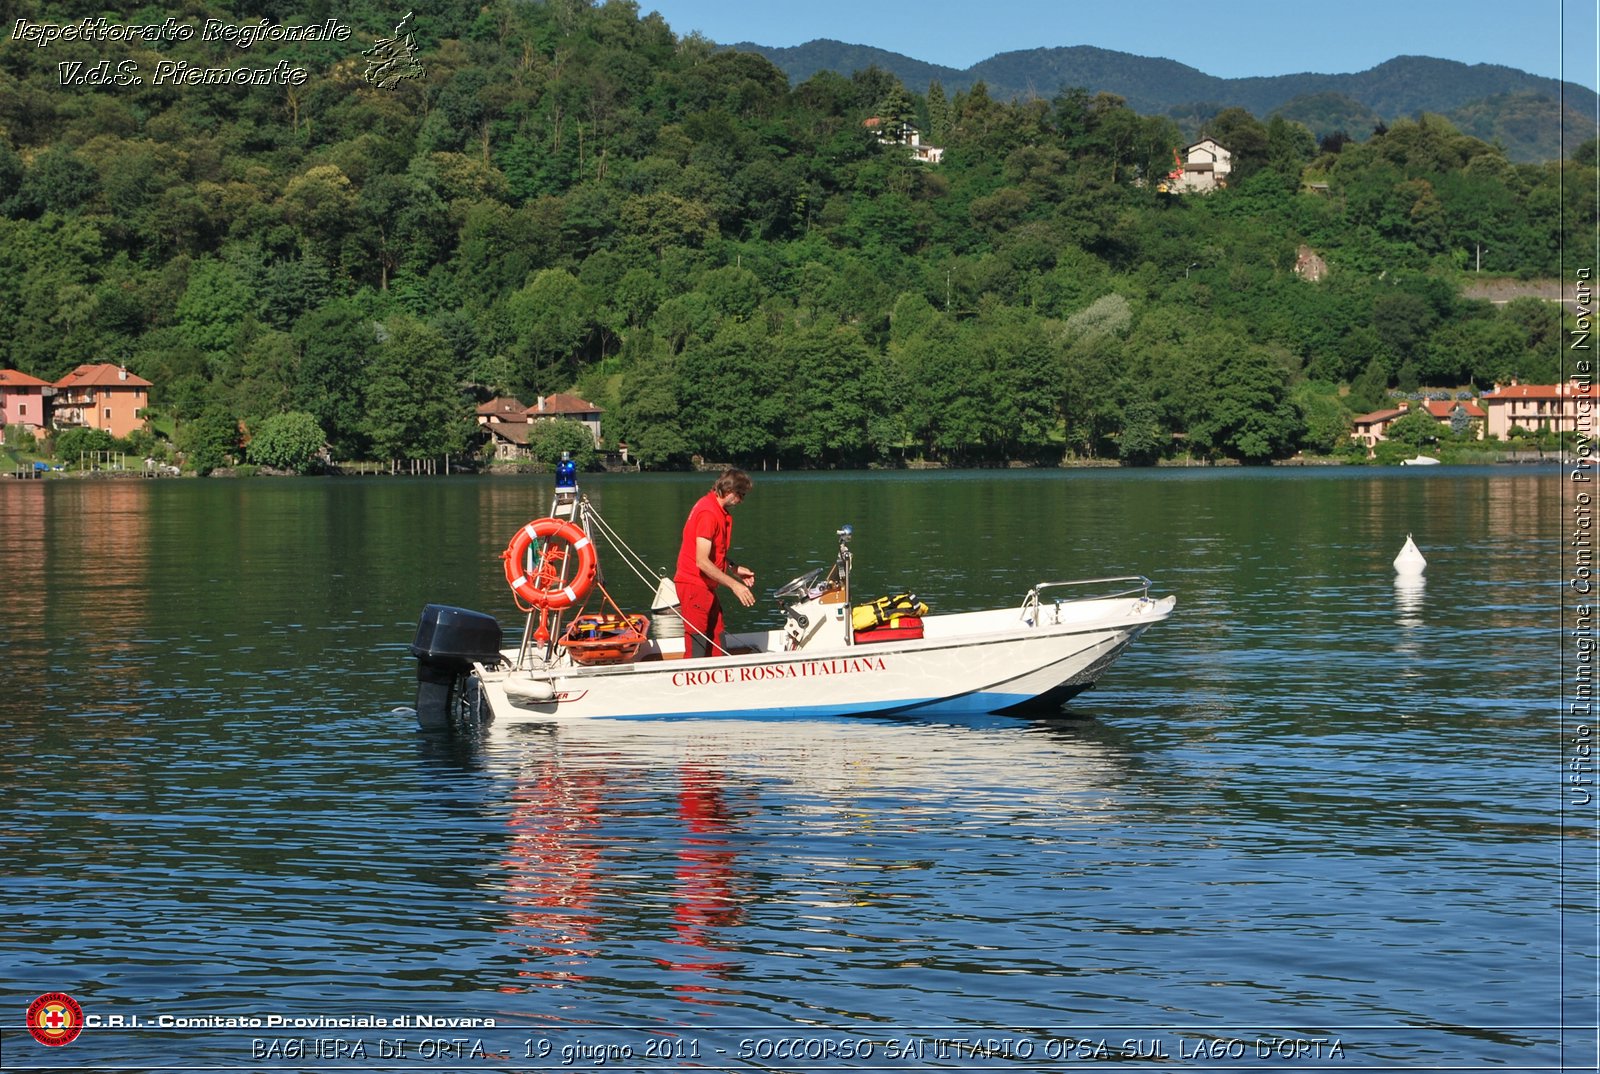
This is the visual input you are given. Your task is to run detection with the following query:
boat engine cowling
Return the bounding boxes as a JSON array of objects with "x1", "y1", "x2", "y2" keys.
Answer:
[{"x1": 410, "y1": 604, "x2": 502, "y2": 728}]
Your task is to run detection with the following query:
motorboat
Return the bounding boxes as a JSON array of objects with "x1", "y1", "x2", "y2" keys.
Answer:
[
  {"x1": 1400, "y1": 455, "x2": 1440, "y2": 466},
  {"x1": 409, "y1": 478, "x2": 1175, "y2": 727}
]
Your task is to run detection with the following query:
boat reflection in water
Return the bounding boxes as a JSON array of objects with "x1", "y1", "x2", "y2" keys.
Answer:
[
  {"x1": 662, "y1": 766, "x2": 745, "y2": 992},
  {"x1": 493, "y1": 732, "x2": 756, "y2": 1003},
  {"x1": 480, "y1": 715, "x2": 1132, "y2": 1008},
  {"x1": 498, "y1": 757, "x2": 608, "y2": 992}
]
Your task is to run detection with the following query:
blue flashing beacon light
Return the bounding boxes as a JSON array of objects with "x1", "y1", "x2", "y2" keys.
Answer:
[{"x1": 555, "y1": 451, "x2": 577, "y2": 489}]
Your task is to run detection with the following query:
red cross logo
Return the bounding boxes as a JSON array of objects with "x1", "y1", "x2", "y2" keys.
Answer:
[{"x1": 27, "y1": 992, "x2": 84, "y2": 1047}]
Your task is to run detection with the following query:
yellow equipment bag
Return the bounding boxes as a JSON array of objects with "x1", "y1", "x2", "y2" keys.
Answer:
[{"x1": 851, "y1": 592, "x2": 929, "y2": 632}]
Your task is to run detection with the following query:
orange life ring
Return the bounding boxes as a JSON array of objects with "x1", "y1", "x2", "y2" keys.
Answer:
[{"x1": 501, "y1": 518, "x2": 597, "y2": 611}]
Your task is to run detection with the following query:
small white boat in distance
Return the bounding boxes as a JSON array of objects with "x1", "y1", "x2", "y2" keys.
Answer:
[
  {"x1": 410, "y1": 485, "x2": 1175, "y2": 726},
  {"x1": 1394, "y1": 534, "x2": 1427, "y2": 574},
  {"x1": 1400, "y1": 455, "x2": 1440, "y2": 466}
]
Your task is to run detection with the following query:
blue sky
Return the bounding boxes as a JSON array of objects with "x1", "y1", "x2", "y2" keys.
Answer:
[{"x1": 643, "y1": 0, "x2": 1600, "y2": 92}]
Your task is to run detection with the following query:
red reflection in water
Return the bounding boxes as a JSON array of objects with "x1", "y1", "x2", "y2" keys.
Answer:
[
  {"x1": 3, "y1": 482, "x2": 149, "y2": 708},
  {"x1": 661, "y1": 766, "x2": 745, "y2": 993},
  {"x1": 498, "y1": 762, "x2": 607, "y2": 991},
  {"x1": 495, "y1": 760, "x2": 749, "y2": 1000}
]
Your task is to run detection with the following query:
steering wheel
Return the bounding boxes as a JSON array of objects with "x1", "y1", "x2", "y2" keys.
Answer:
[{"x1": 773, "y1": 567, "x2": 824, "y2": 600}]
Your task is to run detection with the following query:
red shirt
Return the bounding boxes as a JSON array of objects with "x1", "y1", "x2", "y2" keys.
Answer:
[{"x1": 674, "y1": 491, "x2": 732, "y2": 591}]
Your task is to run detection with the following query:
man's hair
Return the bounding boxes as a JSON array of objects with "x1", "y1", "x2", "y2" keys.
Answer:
[{"x1": 712, "y1": 468, "x2": 752, "y2": 497}]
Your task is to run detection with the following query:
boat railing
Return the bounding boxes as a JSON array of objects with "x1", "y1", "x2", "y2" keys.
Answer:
[{"x1": 1021, "y1": 576, "x2": 1152, "y2": 620}]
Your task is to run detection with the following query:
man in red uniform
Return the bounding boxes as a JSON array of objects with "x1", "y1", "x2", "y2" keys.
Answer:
[{"x1": 674, "y1": 469, "x2": 756, "y2": 658}]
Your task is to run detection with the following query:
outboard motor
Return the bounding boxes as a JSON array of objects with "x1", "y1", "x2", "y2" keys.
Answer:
[{"x1": 410, "y1": 604, "x2": 502, "y2": 729}]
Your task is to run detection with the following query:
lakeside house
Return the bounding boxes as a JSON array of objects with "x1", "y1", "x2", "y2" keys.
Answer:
[
  {"x1": 0, "y1": 369, "x2": 51, "y2": 442},
  {"x1": 1420, "y1": 397, "x2": 1488, "y2": 437},
  {"x1": 1349, "y1": 398, "x2": 1488, "y2": 452},
  {"x1": 51, "y1": 364, "x2": 152, "y2": 439},
  {"x1": 1480, "y1": 379, "x2": 1594, "y2": 439},
  {"x1": 478, "y1": 392, "x2": 605, "y2": 461},
  {"x1": 1350, "y1": 405, "x2": 1407, "y2": 450}
]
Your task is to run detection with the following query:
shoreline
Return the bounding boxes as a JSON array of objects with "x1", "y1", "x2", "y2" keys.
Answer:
[{"x1": 9, "y1": 451, "x2": 1565, "y2": 479}]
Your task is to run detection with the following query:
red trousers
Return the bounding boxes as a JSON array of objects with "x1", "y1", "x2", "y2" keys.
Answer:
[{"x1": 676, "y1": 582, "x2": 725, "y2": 658}]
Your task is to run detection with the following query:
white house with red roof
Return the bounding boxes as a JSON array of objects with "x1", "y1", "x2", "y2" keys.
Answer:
[
  {"x1": 1480, "y1": 379, "x2": 1594, "y2": 439},
  {"x1": 0, "y1": 369, "x2": 51, "y2": 441},
  {"x1": 529, "y1": 393, "x2": 603, "y2": 444},
  {"x1": 478, "y1": 392, "x2": 604, "y2": 460}
]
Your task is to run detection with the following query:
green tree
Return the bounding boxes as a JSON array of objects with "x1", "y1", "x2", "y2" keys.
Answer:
[
  {"x1": 1116, "y1": 398, "x2": 1166, "y2": 464},
  {"x1": 1383, "y1": 407, "x2": 1440, "y2": 447},
  {"x1": 505, "y1": 269, "x2": 596, "y2": 395},
  {"x1": 294, "y1": 299, "x2": 379, "y2": 459},
  {"x1": 1178, "y1": 334, "x2": 1303, "y2": 461},
  {"x1": 780, "y1": 325, "x2": 885, "y2": 465},
  {"x1": 926, "y1": 80, "x2": 952, "y2": 144},
  {"x1": 525, "y1": 418, "x2": 598, "y2": 468},
  {"x1": 1205, "y1": 108, "x2": 1270, "y2": 181},
  {"x1": 972, "y1": 308, "x2": 1058, "y2": 458},
  {"x1": 616, "y1": 337, "x2": 691, "y2": 468},
  {"x1": 674, "y1": 319, "x2": 787, "y2": 461},
  {"x1": 54, "y1": 426, "x2": 117, "y2": 467},
  {"x1": 178, "y1": 405, "x2": 241, "y2": 476},
  {"x1": 364, "y1": 316, "x2": 472, "y2": 462},
  {"x1": 280, "y1": 164, "x2": 358, "y2": 265},
  {"x1": 175, "y1": 259, "x2": 254, "y2": 361},
  {"x1": 1290, "y1": 383, "x2": 1354, "y2": 454},
  {"x1": 246, "y1": 411, "x2": 327, "y2": 473}
]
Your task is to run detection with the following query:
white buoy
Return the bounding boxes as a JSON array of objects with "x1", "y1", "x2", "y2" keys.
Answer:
[{"x1": 1393, "y1": 534, "x2": 1426, "y2": 575}]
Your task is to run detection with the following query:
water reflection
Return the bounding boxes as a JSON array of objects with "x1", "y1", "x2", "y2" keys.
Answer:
[
  {"x1": 4, "y1": 481, "x2": 153, "y2": 726},
  {"x1": 0, "y1": 482, "x2": 49, "y2": 696},
  {"x1": 499, "y1": 756, "x2": 607, "y2": 990},
  {"x1": 480, "y1": 716, "x2": 1136, "y2": 1011},
  {"x1": 661, "y1": 766, "x2": 746, "y2": 998},
  {"x1": 1394, "y1": 574, "x2": 1425, "y2": 627}
]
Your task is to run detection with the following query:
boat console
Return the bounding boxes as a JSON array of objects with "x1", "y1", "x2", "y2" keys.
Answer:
[{"x1": 773, "y1": 525, "x2": 853, "y2": 651}]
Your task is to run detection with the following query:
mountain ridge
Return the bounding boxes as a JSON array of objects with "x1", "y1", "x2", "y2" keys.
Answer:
[{"x1": 728, "y1": 39, "x2": 1597, "y2": 161}]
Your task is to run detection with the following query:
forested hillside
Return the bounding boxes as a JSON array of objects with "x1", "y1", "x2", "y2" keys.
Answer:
[{"x1": 0, "y1": 0, "x2": 1591, "y2": 471}]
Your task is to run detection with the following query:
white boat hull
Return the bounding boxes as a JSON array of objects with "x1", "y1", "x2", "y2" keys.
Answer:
[{"x1": 469, "y1": 594, "x2": 1175, "y2": 723}]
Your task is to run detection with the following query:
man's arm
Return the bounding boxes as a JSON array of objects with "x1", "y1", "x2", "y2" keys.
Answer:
[{"x1": 695, "y1": 536, "x2": 756, "y2": 607}]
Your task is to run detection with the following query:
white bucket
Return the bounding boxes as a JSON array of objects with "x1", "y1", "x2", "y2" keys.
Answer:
[
  {"x1": 650, "y1": 606, "x2": 686, "y2": 659},
  {"x1": 651, "y1": 607, "x2": 684, "y2": 639}
]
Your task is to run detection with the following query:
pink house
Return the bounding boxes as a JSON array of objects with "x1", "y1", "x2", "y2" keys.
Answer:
[
  {"x1": 1480, "y1": 379, "x2": 1594, "y2": 439},
  {"x1": 475, "y1": 396, "x2": 529, "y2": 425},
  {"x1": 0, "y1": 369, "x2": 51, "y2": 441}
]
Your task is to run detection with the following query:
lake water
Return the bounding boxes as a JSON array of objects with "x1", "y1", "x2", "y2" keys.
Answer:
[{"x1": 1, "y1": 467, "x2": 1591, "y2": 1071}]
